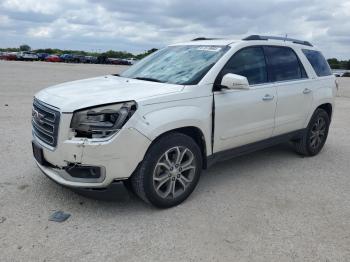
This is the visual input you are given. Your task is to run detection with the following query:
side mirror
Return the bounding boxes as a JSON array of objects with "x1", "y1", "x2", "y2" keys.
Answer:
[{"x1": 221, "y1": 73, "x2": 249, "y2": 90}]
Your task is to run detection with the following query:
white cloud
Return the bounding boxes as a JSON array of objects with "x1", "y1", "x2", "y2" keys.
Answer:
[
  {"x1": 0, "y1": 15, "x2": 11, "y2": 27},
  {"x1": 1, "y1": 0, "x2": 60, "y2": 15},
  {"x1": 27, "y1": 26, "x2": 52, "y2": 37},
  {"x1": 0, "y1": 0, "x2": 349, "y2": 58}
]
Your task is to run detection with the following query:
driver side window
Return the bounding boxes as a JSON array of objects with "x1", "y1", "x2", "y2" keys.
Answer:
[{"x1": 218, "y1": 46, "x2": 268, "y2": 85}]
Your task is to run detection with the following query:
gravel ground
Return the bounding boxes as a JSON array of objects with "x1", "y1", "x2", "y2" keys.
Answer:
[{"x1": 0, "y1": 61, "x2": 349, "y2": 262}]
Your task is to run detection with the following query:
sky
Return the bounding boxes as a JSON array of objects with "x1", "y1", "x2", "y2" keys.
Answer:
[{"x1": 0, "y1": 0, "x2": 349, "y2": 59}]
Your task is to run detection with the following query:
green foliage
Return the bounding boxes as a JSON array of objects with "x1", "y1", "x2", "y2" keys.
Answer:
[
  {"x1": 101, "y1": 50, "x2": 134, "y2": 59},
  {"x1": 0, "y1": 47, "x2": 20, "y2": 52},
  {"x1": 327, "y1": 58, "x2": 350, "y2": 70},
  {"x1": 32, "y1": 48, "x2": 158, "y2": 60},
  {"x1": 99, "y1": 48, "x2": 158, "y2": 59},
  {"x1": 135, "y1": 48, "x2": 158, "y2": 60},
  {"x1": 19, "y1": 44, "x2": 31, "y2": 51},
  {"x1": 0, "y1": 45, "x2": 159, "y2": 60},
  {"x1": 34, "y1": 48, "x2": 92, "y2": 56}
]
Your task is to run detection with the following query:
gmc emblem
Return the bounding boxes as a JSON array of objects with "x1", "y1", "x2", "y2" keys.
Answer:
[{"x1": 32, "y1": 109, "x2": 45, "y2": 124}]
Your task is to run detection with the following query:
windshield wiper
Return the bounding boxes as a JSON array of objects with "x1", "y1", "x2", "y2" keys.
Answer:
[{"x1": 134, "y1": 77, "x2": 163, "y2": 83}]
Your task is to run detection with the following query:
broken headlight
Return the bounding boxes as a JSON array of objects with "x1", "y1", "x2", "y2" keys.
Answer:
[{"x1": 70, "y1": 101, "x2": 137, "y2": 139}]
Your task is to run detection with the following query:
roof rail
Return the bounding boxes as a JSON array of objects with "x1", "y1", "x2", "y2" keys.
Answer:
[
  {"x1": 191, "y1": 37, "x2": 220, "y2": 41},
  {"x1": 243, "y1": 35, "x2": 313, "y2": 47}
]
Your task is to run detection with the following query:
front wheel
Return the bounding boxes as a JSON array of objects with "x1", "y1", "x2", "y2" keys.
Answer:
[
  {"x1": 292, "y1": 108, "x2": 330, "y2": 156},
  {"x1": 131, "y1": 133, "x2": 202, "y2": 208}
]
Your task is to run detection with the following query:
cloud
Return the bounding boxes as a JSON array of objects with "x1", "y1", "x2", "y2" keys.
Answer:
[
  {"x1": 27, "y1": 26, "x2": 52, "y2": 38},
  {"x1": 0, "y1": 0, "x2": 349, "y2": 58}
]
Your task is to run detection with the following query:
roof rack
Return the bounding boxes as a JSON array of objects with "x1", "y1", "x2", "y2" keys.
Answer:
[
  {"x1": 191, "y1": 37, "x2": 220, "y2": 41},
  {"x1": 243, "y1": 35, "x2": 313, "y2": 47}
]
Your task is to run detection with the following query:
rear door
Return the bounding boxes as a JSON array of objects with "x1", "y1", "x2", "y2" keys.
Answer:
[
  {"x1": 213, "y1": 46, "x2": 277, "y2": 153},
  {"x1": 264, "y1": 46, "x2": 313, "y2": 136}
]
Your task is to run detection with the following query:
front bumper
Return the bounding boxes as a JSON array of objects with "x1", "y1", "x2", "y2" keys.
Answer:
[{"x1": 33, "y1": 125, "x2": 151, "y2": 188}]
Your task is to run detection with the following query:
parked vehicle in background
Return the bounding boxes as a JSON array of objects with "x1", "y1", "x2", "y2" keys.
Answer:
[
  {"x1": 84, "y1": 56, "x2": 98, "y2": 64},
  {"x1": 107, "y1": 58, "x2": 119, "y2": 64},
  {"x1": 32, "y1": 35, "x2": 336, "y2": 208},
  {"x1": 37, "y1": 53, "x2": 50, "y2": 61},
  {"x1": 70, "y1": 55, "x2": 86, "y2": 63},
  {"x1": 97, "y1": 54, "x2": 108, "y2": 64},
  {"x1": 17, "y1": 51, "x2": 38, "y2": 61},
  {"x1": 126, "y1": 58, "x2": 137, "y2": 65},
  {"x1": 60, "y1": 54, "x2": 75, "y2": 63},
  {"x1": 2, "y1": 52, "x2": 18, "y2": 61},
  {"x1": 45, "y1": 55, "x2": 61, "y2": 62},
  {"x1": 332, "y1": 70, "x2": 350, "y2": 77},
  {"x1": 108, "y1": 58, "x2": 131, "y2": 65},
  {"x1": 0, "y1": 51, "x2": 136, "y2": 65}
]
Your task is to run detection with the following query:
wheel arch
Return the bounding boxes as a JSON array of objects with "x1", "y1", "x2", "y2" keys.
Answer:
[
  {"x1": 134, "y1": 104, "x2": 213, "y2": 167},
  {"x1": 148, "y1": 126, "x2": 208, "y2": 169},
  {"x1": 305, "y1": 101, "x2": 334, "y2": 127},
  {"x1": 317, "y1": 103, "x2": 332, "y2": 120}
]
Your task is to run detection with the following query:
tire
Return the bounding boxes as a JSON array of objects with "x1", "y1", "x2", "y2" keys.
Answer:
[
  {"x1": 131, "y1": 133, "x2": 203, "y2": 208},
  {"x1": 292, "y1": 108, "x2": 330, "y2": 156}
]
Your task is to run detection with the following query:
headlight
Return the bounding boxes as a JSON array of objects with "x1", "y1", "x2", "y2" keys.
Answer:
[{"x1": 70, "y1": 101, "x2": 137, "y2": 139}]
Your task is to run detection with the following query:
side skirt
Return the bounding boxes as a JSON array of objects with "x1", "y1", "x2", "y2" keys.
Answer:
[{"x1": 206, "y1": 129, "x2": 306, "y2": 168}]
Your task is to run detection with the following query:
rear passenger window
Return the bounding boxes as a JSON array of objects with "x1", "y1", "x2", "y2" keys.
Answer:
[
  {"x1": 302, "y1": 49, "x2": 332, "y2": 77},
  {"x1": 265, "y1": 46, "x2": 306, "y2": 82},
  {"x1": 220, "y1": 47, "x2": 268, "y2": 85}
]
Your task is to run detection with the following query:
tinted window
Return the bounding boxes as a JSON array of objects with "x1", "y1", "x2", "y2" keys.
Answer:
[
  {"x1": 220, "y1": 47, "x2": 268, "y2": 85},
  {"x1": 265, "y1": 46, "x2": 305, "y2": 82},
  {"x1": 302, "y1": 49, "x2": 332, "y2": 77}
]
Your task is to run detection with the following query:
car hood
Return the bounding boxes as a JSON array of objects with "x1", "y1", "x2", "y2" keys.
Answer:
[{"x1": 35, "y1": 75, "x2": 184, "y2": 112}]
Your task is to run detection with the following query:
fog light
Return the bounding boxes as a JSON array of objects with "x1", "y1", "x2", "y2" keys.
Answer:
[{"x1": 65, "y1": 165, "x2": 104, "y2": 182}]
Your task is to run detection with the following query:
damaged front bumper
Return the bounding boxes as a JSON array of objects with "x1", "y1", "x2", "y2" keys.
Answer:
[{"x1": 33, "y1": 115, "x2": 151, "y2": 188}]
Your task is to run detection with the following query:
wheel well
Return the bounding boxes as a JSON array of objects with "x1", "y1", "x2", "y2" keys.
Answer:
[
  {"x1": 317, "y1": 103, "x2": 332, "y2": 120},
  {"x1": 153, "y1": 127, "x2": 208, "y2": 169}
]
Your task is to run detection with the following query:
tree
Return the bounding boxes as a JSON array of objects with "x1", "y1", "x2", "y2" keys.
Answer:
[
  {"x1": 102, "y1": 50, "x2": 134, "y2": 59},
  {"x1": 135, "y1": 48, "x2": 158, "y2": 60},
  {"x1": 327, "y1": 58, "x2": 340, "y2": 69},
  {"x1": 19, "y1": 44, "x2": 31, "y2": 51}
]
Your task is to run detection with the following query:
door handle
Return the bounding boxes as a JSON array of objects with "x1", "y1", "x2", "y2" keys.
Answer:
[
  {"x1": 303, "y1": 88, "x2": 312, "y2": 94},
  {"x1": 262, "y1": 94, "x2": 274, "y2": 101}
]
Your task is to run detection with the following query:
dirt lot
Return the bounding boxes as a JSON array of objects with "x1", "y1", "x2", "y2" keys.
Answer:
[{"x1": 0, "y1": 61, "x2": 349, "y2": 262}]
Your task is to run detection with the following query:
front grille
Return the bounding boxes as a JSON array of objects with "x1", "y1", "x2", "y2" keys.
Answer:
[{"x1": 32, "y1": 98, "x2": 60, "y2": 147}]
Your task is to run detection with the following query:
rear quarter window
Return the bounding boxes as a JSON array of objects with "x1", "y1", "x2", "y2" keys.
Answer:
[
  {"x1": 264, "y1": 46, "x2": 307, "y2": 82},
  {"x1": 302, "y1": 49, "x2": 332, "y2": 77}
]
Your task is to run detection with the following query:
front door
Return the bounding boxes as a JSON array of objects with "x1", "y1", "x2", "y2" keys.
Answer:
[{"x1": 213, "y1": 46, "x2": 277, "y2": 153}]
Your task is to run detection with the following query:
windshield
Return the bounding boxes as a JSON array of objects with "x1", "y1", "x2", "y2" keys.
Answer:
[{"x1": 120, "y1": 45, "x2": 229, "y2": 85}]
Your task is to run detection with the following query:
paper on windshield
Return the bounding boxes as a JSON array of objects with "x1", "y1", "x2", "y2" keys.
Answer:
[{"x1": 196, "y1": 46, "x2": 223, "y2": 52}]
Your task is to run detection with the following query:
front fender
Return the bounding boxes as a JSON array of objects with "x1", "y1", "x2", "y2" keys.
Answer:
[{"x1": 134, "y1": 99, "x2": 212, "y2": 156}]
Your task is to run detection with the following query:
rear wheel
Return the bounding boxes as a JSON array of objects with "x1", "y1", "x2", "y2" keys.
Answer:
[
  {"x1": 292, "y1": 108, "x2": 330, "y2": 156},
  {"x1": 131, "y1": 133, "x2": 202, "y2": 208}
]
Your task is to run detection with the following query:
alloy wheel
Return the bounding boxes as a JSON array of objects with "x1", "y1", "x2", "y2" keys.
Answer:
[
  {"x1": 152, "y1": 146, "x2": 196, "y2": 199},
  {"x1": 309, "y1": 116, "x2": 327, "y2": 150}
]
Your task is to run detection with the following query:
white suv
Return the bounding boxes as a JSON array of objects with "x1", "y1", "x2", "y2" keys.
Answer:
[
  {"x1": 32, "y1": 35, "x2": 336, "y2": 208},
  {"x1": 17, "y1": 51, "x2": 39, "y2": 61}
]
